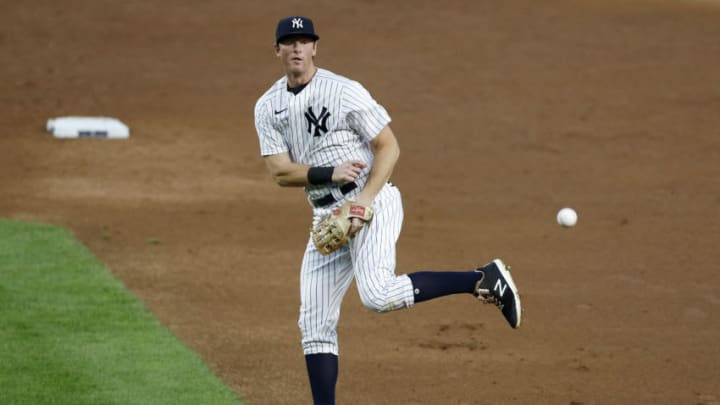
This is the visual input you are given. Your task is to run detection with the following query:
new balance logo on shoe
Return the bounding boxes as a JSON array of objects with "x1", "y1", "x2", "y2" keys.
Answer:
[
  {"x1": 494, "y1": 278, "x2": 507, "y2": 297},
  {"x1": 474, "y1": 259, "x2": 522, "y2": 329}
]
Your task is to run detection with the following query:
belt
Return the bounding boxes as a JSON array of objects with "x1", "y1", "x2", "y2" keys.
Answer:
[{"x1": 311, "y1": 182, "x2": 357, "y2": 208}]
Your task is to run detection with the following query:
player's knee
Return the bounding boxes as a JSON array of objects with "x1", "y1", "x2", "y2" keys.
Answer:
[
  {"x1": 357, "y1": 276, "x2": 411, "y2": 313},
  {"x1": 359, "y1": 293, "x2": 397, "y2": 313},
  {"x1": 360, "y1": 297, "x2": 389, "y2": 312}
]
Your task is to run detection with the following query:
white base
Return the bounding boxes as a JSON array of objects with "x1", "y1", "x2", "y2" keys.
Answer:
[{"x1": 46, "y1": 116, "x2": 130, "y2": 139}]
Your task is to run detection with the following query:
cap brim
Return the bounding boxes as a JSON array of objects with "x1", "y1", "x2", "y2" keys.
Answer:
[{"x1": 276, "y1": 34, "x2": 319, "y2": 43}]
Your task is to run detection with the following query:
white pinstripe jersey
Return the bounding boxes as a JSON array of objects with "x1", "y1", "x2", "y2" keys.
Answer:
[{"x1": 254, "y1": 68, "x2": 391, "y2": 202}]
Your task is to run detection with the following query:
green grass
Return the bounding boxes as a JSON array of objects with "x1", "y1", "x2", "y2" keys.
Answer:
[{"x1": 0, "y1": 220, "x2": 242, "y2": 405}]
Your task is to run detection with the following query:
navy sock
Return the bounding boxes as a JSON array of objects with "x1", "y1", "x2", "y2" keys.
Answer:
[
  {"x1": 305, "y1": 353, "x2": 338, "y2": 405},
  {"x1": 408, "y1": 271, "x2": 482, "y2": 303}
]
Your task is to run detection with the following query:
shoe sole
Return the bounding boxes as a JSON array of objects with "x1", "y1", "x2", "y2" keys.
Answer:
[{"x1": 493, "y1": 259, "x2": 522, "y2": 329}]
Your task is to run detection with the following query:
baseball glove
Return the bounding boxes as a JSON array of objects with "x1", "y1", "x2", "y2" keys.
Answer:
[{"x1": 312, "y1": 201, "x2": 374, "y2": 255}]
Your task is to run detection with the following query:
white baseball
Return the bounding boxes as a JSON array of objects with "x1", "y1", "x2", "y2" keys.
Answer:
[{"x1": 557, "y1": 208, "x2": 578, "y2": 227}]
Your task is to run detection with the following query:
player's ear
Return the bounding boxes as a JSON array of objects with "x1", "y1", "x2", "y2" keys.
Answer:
[
  {"x1": 312, "y1": 41, "x2": 317, "y2": 57},
  {"x1": 274, "y1": 43, "x2": 281, "y2": 57}
]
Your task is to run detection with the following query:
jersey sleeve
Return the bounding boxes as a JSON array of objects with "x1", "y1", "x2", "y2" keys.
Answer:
[
  {"x1": 343, "y1": 81, "x2": 391, "y2": 142},
  {"x1": 254, "y1": 98, "x2": 288, "y2": 156}
]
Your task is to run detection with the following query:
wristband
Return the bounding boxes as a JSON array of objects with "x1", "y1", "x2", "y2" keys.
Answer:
[{"x1": 308, "y1": 166, "x2": 334, "y2": 185}]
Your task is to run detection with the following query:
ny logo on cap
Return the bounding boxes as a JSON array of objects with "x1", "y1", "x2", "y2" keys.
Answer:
[{"x1": 292, "y1": 18, "x2": 303, "y2": 29}]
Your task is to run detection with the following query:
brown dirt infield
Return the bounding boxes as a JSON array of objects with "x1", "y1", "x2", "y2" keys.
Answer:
[{"x1": 2, "y1": 1, "x2": 719, "y2": 404}]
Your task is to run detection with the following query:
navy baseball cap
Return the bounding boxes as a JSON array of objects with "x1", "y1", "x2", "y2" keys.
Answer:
[{"x1": 275, "y1": 16, "x2": 319, "y2": 43}]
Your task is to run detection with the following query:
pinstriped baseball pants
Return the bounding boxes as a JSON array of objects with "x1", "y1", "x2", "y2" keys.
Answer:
[{"x1": 299, "y1": 183, "x2": 415, "y2": 355}]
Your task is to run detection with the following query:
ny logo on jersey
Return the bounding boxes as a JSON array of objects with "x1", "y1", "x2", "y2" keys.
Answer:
[
  {"x1": 305, "y1": 106, "x2": 331, "y2": 137},
  {"x1": 292, "y1": 18, "x2": 303, "y2": 29}
]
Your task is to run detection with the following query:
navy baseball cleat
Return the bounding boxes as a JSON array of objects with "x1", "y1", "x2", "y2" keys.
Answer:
[{"x1": 474, "y1": 259, "x2": 522, "y2": 329}]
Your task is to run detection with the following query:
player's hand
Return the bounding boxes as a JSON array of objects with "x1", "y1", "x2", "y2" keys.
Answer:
[
  {"x1": 332, "y1": 160, "x2": 367, "y2": 183},
  {"x1": 349, "y1": 217, "x2": 364, "y2": 237}
]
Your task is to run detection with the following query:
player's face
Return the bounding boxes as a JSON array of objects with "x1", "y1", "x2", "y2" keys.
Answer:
[{"x1": 275, "y1": 35, "x2": 317, "y2": 75}]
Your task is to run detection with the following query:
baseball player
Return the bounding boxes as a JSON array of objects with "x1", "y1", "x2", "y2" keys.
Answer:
[{"x1": 254, "y1": 16, "x2": 522, "y2": 405}]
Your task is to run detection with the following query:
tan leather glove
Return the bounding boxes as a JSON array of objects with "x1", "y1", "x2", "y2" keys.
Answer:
[{"x1": 312, "y1": 201, "x2": 374, "y2": 255}]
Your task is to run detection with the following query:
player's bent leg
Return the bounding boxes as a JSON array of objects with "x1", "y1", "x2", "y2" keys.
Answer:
[{"x1": 350, "y1": 184, "x2": 415, "y2": 312}]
